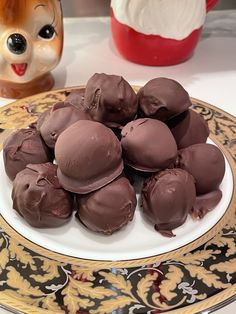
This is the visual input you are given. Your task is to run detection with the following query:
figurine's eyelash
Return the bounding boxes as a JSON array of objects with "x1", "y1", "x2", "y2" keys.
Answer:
[
  {"x1": 50, "y1": 7, "x2": 58, "y2": 36},
  {"x1": 50, "y1": 22, "x2": 58, "y2": 36}
]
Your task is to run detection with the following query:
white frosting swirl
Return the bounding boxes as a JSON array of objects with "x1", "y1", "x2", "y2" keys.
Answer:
[{"x1": 111, "y1": 0, "x2": 206, "y2": 40}]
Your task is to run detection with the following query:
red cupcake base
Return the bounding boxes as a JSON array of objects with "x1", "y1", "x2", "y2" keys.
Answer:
[{"x1": 111, "y1": 9, "x2": 203, "y2": 66}]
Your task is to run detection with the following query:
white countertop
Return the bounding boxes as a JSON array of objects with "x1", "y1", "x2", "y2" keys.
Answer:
[
  {"x1": 0, "y1": 10, "x2": 235, "y2": 314},
  {"x1": 0, "y1": 11, "x2": 236, "y2": 118}
]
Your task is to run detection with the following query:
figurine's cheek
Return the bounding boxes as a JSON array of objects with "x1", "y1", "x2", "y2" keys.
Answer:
[
  {"x1": 0, "y1": 54, "x2": 5, "y2": 70},
  {"x1": 34, "y1": 43, "x2": 59, "y2": 69}
]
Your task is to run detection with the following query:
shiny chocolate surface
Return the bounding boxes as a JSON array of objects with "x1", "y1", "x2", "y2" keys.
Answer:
[
  {"x1": 142, "y1": 168, "x2": 196, "y2": 237},
  {"x1": 138, "y1": 77, "x2": 192, "y2": 121},
  {"x1": 76, "y1": 176, "x2": 136, "y2": 235},
  {"x1": 12, "y1": 163, "x2": 73, "y2": 228},
  {"x1": 3, "y1": 128, "x2": 52, "y2": 181}
]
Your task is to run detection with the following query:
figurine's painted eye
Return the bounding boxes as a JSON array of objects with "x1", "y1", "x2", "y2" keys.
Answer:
[{"x1": 38, "y1": 25, "x2": 56, "y2": 40}]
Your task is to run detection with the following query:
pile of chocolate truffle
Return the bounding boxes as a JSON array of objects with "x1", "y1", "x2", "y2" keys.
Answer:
[{"x1": 3, "y1": 74, "x2": 225, "y2": 237}]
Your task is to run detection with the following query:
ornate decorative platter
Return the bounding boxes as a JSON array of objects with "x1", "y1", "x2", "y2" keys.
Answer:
[{"x1": 0, "y1": 87, "x2": 235, "y2": 314}]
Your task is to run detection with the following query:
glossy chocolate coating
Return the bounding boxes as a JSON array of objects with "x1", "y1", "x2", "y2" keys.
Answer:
[
  {"x1": 176, "y1": 143, "x2": 225, "y2": 195},
  {"x1": 39, "y1": 102, "x2": 90, "y2": 148},
  {"x1": 12, "y1": 163, "x2": 73, "y2": 228},
  {"x1": 191, "y1": 189, "x2": 222, "y2": 220},
  {"x1": 167, "y1": 109, "x2": 210, "y2": 149},
  {"x1": 84, "y1": 73, "x2": 138, "y2": 127},
  {"x1": 138, "y1": 77, "x2": 192, "y2": 121},
  {"x1": 55, "y1": 120, "x2": 124, "y2": 194},
  {"x1": 141, "y1": 169, "x2": 196, "y2": 237},
  {"x1": 76, "y1": 176, "x2": 137, "y2": 235},
  {"x1": 65, "y1": 88, "x2": 85, "y2": 110},
  {"x1": 3, "y1": 128, "x2": 52, "y2": 181},
  {"x1": 36, "y1": 109, "x2": 50, "y2": 131},
  {"x1": 121, "y1": 118, "x2": 177, "y2": 172}
]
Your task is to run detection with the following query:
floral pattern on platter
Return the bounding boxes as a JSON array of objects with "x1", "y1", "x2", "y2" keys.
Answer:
[
  {"x1": 0, "y1": 225, "x2": 235, "y2": 313},
  {"x1": 0, "y1": 88, "x2": 235, "y2": 314}
]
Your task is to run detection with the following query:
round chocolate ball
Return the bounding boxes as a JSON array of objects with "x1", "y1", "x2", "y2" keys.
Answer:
[
  {"x1": 76, "y1": 176, "x2": 137, "y2": 235},
  {"x1": 12, "y1": 163, "x2": 73, "y2": 228},
  {"x1": 39, "y1": 102, "x2": 90, "y2": 148},
  {"x1": 65, "y1": 88, "x2": 85, "y2": 110},
  {"x1": 55, "y1": 120, "x2": 124, "y2": 194},
  {"x1": 141, "y1": 169, "x2": 196, "y2": 237},
  {"x1": 166, "y1": 109, "x2": 209, "y2": 149},
  {"x1": 36, "y1": 109, "x2": 50, "y2": 131},
  {"x1": 137, "y1": 77, "x2": 192, "y2": 121},
  {"x1": 83, "y1": 73, "x2": 138, "y2": 127},
  {"x1": 176, "y1": 143, "x2": 225, "y2": 195},
  {"x1": 3, "y1": 128, "x2": 53, "y2": 181},
  {"x1": 191, "y1": 189, "x2": 222, "y2": 220},
  {"x1": 121, "y1": 118, "x2": 177, "y2": 172}
]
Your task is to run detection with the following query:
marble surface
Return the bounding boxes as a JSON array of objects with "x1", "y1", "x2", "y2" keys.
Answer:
[{"x1": 0, "y1": 10, "x2": 235, "y2": 314}]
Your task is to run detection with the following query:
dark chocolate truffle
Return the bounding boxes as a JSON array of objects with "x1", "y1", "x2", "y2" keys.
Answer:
[
  {"x1": 76, "y1": 176, "x2": 137, "y2": 235},
  {"x1": 55, "y1": 120, "x2": 124, "y2": 194},
  {"x1": 65, "y1": 88, "x2": 85, "y2": 110},
  {"x1": 167, "y1": 109, "x2": 210, "y2": 149},
  {"x1": 137, "y1": 77, "x2": 192, "y2": 121},
  {"x1": 83, "y1": 73, "x2": 138, "y2": 127},
  {"x1": 12, "y1": 163, "x2": 73, "y2": 228},
  {"x1": 191, "y1": 189, "x2": 222, "y2": 220},
  {"x1": 176, "y1": 143, "x2": 225, "y2": 195},
  {"x1": 39, "y1": 102, "x2": 90, "y2": 148},
  {"x1": 121, "y1": 118, "x2": 177, "y2": 172},
  {"x1": 36, "y1": 109, "x2": 50, "y2": 131},
  {"x1": 141, "y1": 169, "x2": 196, "y2": 237},
  {"x1": 3, "y1": 128, "x2": 52, "y2": 181}
]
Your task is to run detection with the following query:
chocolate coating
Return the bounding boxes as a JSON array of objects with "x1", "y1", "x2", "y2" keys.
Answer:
[
  {"x1": 65, "y1": 88, "x2": 85, "y2": 110},
  {"x1": 138, "y1": 77, "x2": 192, "y2": 121},
  {"x1": 167, "y1": 109, "x2": 210, "y2": 149},
  {"x1": 40, "y1": 102, "x2": 90, "y2": 148},
  {"x1": 12, "y1": 163, "x2": 73, "y2": 228},
  {"x1": 36, "y1": 109, "x2": 50, "y2": 131},
  {"x1": 191, "y1": 189, "x2": 222, "y2": 220},
  {"x1": 84, "y1": 73, "x2": 138, "y2": 127},
  {"x1": 55, "y1": 120, "x2": 124, "y2": 194},
  {"x1": 3, "y1": 128, "x2": 52, "y2": 181},
  {"x1": 141, "y1": 169, "x2": 196, "y2": 237},
  {"x1": 176, "y1": 143, "x2": 225, "y2": 195},
  {"x1": 121, "y1": 118, "x2": 177, "y2": 172},
  {"x1": 76, "y1": 176, "x2": 137, "y2": 235}
]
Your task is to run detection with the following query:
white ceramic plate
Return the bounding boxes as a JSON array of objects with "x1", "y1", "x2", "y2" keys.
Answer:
[{"x1": 0, "y1": 139, "x2": 233, "y2": 261}]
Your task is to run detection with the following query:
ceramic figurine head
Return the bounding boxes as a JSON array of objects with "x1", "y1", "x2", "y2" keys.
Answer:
[{"x1": 0, "y1": 0, "x2": 63, "y2": 98}]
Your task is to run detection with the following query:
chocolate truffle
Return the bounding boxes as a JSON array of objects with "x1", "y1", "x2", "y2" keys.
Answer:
[
  {"x1": 55, "y1": 120, "x2": 124, "y2": 194},
  {"x1": 137, "y1": 77, "x2": 192, "y2": 121},
  {"x1": 83, "y1": 73, "x2": 138, "y2": 127},
  {"x1": 65, "y1": 88, "x2": 85, "y2": 110},
  {"x1": 76, "y1": 176, "x2": 137, "y2": 235},
  {"x1": 167, "y1": 109, "x2": 210, "y2": 149},
  {"x1": 141, "y1": 169, "x2": 196, "y2": 237},
  {"x1": 36, "y1": 109, "x2": 50, "y2": 131},
  {"x1": 191, "y1": 189, "x2": 222, "y2": 220},
  {"x1": 12, "y1": 163, "x2": 73, "y2": 228},
  {"x1": 121, "y1": 118, "x2": 177, "y2": 172},
  {"x1": 3, "y1": 128, "x2": 52, "y2": 181},
  {"x1": 176, "y1": 143, "x2": 225, "y2": 195},
  {"x1": 39, "y1": 102, "x2": 90, "y2": 148}
]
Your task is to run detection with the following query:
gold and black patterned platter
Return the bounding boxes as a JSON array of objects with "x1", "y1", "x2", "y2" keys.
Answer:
[{"x1": 0, "y1": 87, "x2": 235, "y2": 314}]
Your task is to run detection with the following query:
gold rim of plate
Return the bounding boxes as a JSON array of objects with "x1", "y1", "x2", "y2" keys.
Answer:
[{"x1": 0, "y1": 86, "x2": 235, "y2": 314}]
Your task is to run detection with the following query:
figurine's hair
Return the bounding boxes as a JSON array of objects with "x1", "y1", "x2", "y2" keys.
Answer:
[
  {"x1": 0, "y1": 0, "x2": 22, "y2": 24},
  {"x1": 0, "y1": 0, "x2": 60, "y2": 25}
]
